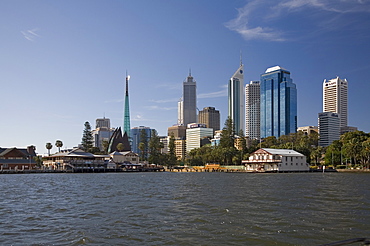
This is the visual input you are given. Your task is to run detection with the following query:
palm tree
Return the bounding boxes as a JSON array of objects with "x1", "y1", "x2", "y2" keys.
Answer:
[
  {"x1": 46, "y1": 142, "x2": 53, "y2": 156},
  {"x1": 55, "y1": 140, "x2": 63, "y2": 153}
]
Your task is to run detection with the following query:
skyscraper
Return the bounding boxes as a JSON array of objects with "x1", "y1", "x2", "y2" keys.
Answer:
[
  {"x1": 182, "y1": 71, "x2": 197, "y2": 126},
  {"x1": 198, "y1": 107, "x2": 220, "y2": 134},
  {"x1": 245, "y1": 81, "x2": 260, "y2": 140},
  {"x1": 228, "y1": 61, "x2": 244, "y2": 134},
  {"x1": 323, "y1": 77, "x2": 348, "y2": 128},
  {"x1": 318, "y1": 112, "x2": 340, "y2": 147},
  {"x1": 260, "y1": 66, "x2": 297, "y2": 139},
  {"x1": 123, "y1": 73, "x2": 131, "y2": 138}
]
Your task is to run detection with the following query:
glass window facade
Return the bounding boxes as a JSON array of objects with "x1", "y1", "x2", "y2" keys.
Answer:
[{"x1": 260, "y1": 67, "x2": 297, "y2": 139}]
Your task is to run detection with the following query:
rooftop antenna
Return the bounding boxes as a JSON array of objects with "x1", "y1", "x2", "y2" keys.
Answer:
[
  {"x1": 240, "y1": 50, "x2": 243, "y2": 66},
  {"x1": 189, "y1": 68, "x2": 192, "y2": 77}
]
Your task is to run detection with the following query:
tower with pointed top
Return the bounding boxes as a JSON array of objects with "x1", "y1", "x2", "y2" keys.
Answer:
[
  {"x1": 228, "y1": 57, "x2": 245, "y2": 135},
  {"x1": 124, "y1": 73, "x2": 131, "y2": 138},
  {"x1": 182, "y1": 70, "x2": 197, "y2": 126}
]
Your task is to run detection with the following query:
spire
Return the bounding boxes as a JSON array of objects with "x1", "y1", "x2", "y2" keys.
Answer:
[
  {"x1": 123, "y1": 71, "x2": 131, "y2": 138},
  {"x1": 189, "y1": 68, "x2": 192, "y2": 77},
  {"x1": 240, "y1": 50, "x2": 243, "y2": 67}
]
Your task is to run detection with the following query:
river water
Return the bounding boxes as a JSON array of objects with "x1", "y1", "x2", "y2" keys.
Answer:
[{"x1": 0, "y1": 172, "x2": 369, "y2": 245}]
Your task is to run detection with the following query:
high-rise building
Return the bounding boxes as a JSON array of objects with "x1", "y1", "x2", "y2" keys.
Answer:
[
  {"x1": 130, "y1": 126, "x2": 152, "y2": 155},
  {"x1": 260, "y1": 66, "x2": 297, "y2": 139},
  {"x1": 198, "y1": 107, "x2": 220, "y2": 134},
  {"x1": 323, "y1": 77, "x2": 348, "y2": 128},
  {"x1": 182, "y1": 71, "x2": 197, "y2": 126},
  {"x1": 123, "y1": 73, "x2": 131, "y2": 138},
  {"x1": 318, "y1": 112, "x2": 340, "y2": 147},
  {"x1": 167, "y1": 125, "x2": 187, "y2": 139},
  {"x1": 245, "y1": 81, "x2": 260, "y2": 139},
  {"x1": 177, "y1": 97, "x2": 183, "y2": 125},
  {"x1": 92, "y1": 117, "x2": 115, "y2": 151},
  {"x1": 186, "y1": 125, "x2": 213, "y2": 153},
  {"x1": 228, "y1": 61, "x2": 244, "y2": 134}
]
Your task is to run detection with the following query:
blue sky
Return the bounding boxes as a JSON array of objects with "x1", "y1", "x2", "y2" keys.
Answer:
[{"x1": 1, "y1": 0, "x2": 370, "y2": 155}]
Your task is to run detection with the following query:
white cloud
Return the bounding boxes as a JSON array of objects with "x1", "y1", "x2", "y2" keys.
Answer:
[
  {"x1": 145, "y1": 105, "x2": 177, "y2": 111},
  {"x1": 225, "y1": 0, "x2": 370, "y2": 41},
  {"x1": 198, "y1": 88, "x2": 227, "y2": 99},
  {"x1": 21, "y1": 28, "x2": 40, "y2": 41}
]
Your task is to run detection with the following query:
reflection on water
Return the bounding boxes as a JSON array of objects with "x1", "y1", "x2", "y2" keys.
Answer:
[{"x1": 0, "y1": 172, "x2": 369, "y2": 245}]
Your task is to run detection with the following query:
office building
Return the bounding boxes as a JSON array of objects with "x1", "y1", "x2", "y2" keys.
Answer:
[
  {"x1": 92, "y1": 117, "x2": 115, "y2": 151},
  {"x1": 130, "y1": 126, "x2": 152, "y2": 156},
  {"x1": 228, "y1": 61, "x2": 244, "y2": 134},
  {"x1": 318, "y1": 112, "x2": 340, "y2": 147},
  {"x1": 323, "y1": 77, "x2": 348, "y2": 128},
  {"x1": 167, "y1": 125, "x2": 187, "y2": 139},
  {"x1": 297, "y1": 126, "x2": 318, "y2": 136},
  {"x1": 186, "y1": 124, "x2": 213, "y2": 153},
  {"x1": 245, "y1": 81, "x2": 260, "y2": 139},
  {"x1": 260, "y1": 66, "x2": 297, "y2": 139},
  {"x1": 181, "y1": 71, "x2": 197, "y2": 126},
  {"x1": 198, "y1": 107, "x2": 220, "y2": 134}
]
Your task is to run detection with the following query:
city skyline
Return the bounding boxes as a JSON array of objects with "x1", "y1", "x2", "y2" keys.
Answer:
[{"x1": 1, "y1": 1, "x2": 370, "y2": 154}]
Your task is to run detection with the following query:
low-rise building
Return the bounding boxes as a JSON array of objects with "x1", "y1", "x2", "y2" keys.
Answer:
[
  {"x1": 242, "y1": 148, "x2": 309, "y2": 172},
  {"x1": 43, "y1": 148, "x2": 108, "y2": 171},
  {"x1": 0, "y1": 146, "x2": 37, "y2": 171},
  {"x1": 110, "y1": 151, "x2": 139, "y2": 164}
]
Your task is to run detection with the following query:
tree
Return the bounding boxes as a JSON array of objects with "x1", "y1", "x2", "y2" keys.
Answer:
[
  {"x1": 168, "y1": 133, "x2": 177, "y2": 166},
  {"x1": 55, "y1": 140, "x2": 63, "y2": 152},
  {"x1": 148, "y1": 129, "x2": 163, "y2": 164},
  {"x1": 117, "y1": 143, "x2": 124, "y2": 152},
  {"x1": 46, "y1": 142, "x2": 53, "y2": 156},
  {"x1": 81, "y1": 121, "x2": 93, "y2": 152},
  {"x1": 33, "y1": 156, "x2": 43, "y2": 167},
  {"x1": 220, "y1": 117, "x2": 235, "y2": 149},
  {"x1": 102, "y1": 140, "x2": 109, "y2": 154},
  {"x1": 139, "y1": 129, "x2": 149, "y2": 160}
]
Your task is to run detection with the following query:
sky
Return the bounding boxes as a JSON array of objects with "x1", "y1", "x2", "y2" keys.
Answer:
[{"x1": 1, "y1": 0, "x2": 370, "y2": 155}]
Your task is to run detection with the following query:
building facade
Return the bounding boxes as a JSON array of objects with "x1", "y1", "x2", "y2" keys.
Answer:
[
  {"x1": 297, "y1": 126, "x2": 319, "y2": 136},
  {"x1": 92, "y1": 117, "x2": 115, "y2": 151},
  {"x1": 242, "y1": 148, "x2": 309, "y2": 172},
  {"x1": 260, "y1": 66, "x2": 297, "y2": 139},
  {"x1": 228, "y1": 62, "x2": 244, "y2": 134},
  {"x1": 182, "y1": 72, "x2": 197, "y2": 126},
  {"x1": 318, "y1": 112, "x2": 340, "y2": 147},
  {"x1": 323, "y1": 77, "x2": 348, "y2": 128},
  {"x1": 167, "y1": 125, "x2": 187, "y2": 139},
  {"x1": 130, "y1": 126, "x2": 152, "y2": 155},
  {"x1": 0, "y1": 146, "x2": 37, "y2": 171},
  {"x1": 198, "y1": 107, "x2": 220, "y2": 134},
  {"x1": 186, "y1": 124, "x2": 213, "y2": 153},
  {"x1": 245, "y1": 80, "x2": 260, "y2": 139}
]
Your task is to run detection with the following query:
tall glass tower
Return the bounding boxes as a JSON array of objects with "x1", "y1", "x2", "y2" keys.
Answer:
[
  {"x1": 228, "y1": 62, "x2": 244, "y2": 134},
  {"x1": 123, "y1": 73, "x2": 131, "y2": 138},
  {"x1": 260, "y1": 66, "x2": 297, "y2": 139},
  {"x1": 182, "y1": 71, "x2": 197, "y2": 126}
]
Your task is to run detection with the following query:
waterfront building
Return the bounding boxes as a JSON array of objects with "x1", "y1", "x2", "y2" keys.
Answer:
[
  {"x1": 260, "y1": 66, "x2": 297, "y2": 139},
  {"x1": 228, "y1": 61, "x2": 244, "y2": 134},
  {"x1": 130, "y1": 126, "x2": 152, "y2": 155},
  {"x1": 0, "y1": 146, "x2": 37, "y2": 171},
  {"x1": 43, "y1": 148, "x2": 108, "y2": 171},
  {"x1": 318, "y1": 112, "x2": 340, "y2": 147},
  {"x1": 92, "y1": 117, "x2": 115, "y2": 151},
  {"x1": 323, "y1": 77, "x2": 348, "y2": 129},
  {"x1": 167, "y1": 125, "x2": 187, "y2": 139},
  {"x1": 245, "y1": 81, "x2": 260, "y2": 139},
  {"x1": 198, "y1": 107, "x2": 220, "y2": 134},
  {"x1": 297, "y1": 126, "x2": 318, "y2": 136},
  {"x1": 110, "y1": 151, "x2": 139, "y2": 164},
  {"x1": 123, "y1": 74, "x2": 131, "y2": 138},
  {"x1": 243, "y1": 148, "x2": 309, "y2": 172},
  {"x1": 181, "y1": 71, "x2": 197, "y2": 126},
  {"x1": 186, "y1": 124, "x2": 213, "y2": 153}
]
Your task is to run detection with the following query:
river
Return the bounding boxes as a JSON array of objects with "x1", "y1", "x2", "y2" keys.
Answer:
[{"x1": 0, "y1": 172, "x2": 369, "y2": 245}]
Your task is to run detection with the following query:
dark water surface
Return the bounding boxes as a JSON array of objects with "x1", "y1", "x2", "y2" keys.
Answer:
[{"x1": 0, "y1": 172, "x2": 369, "y2": 245}]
